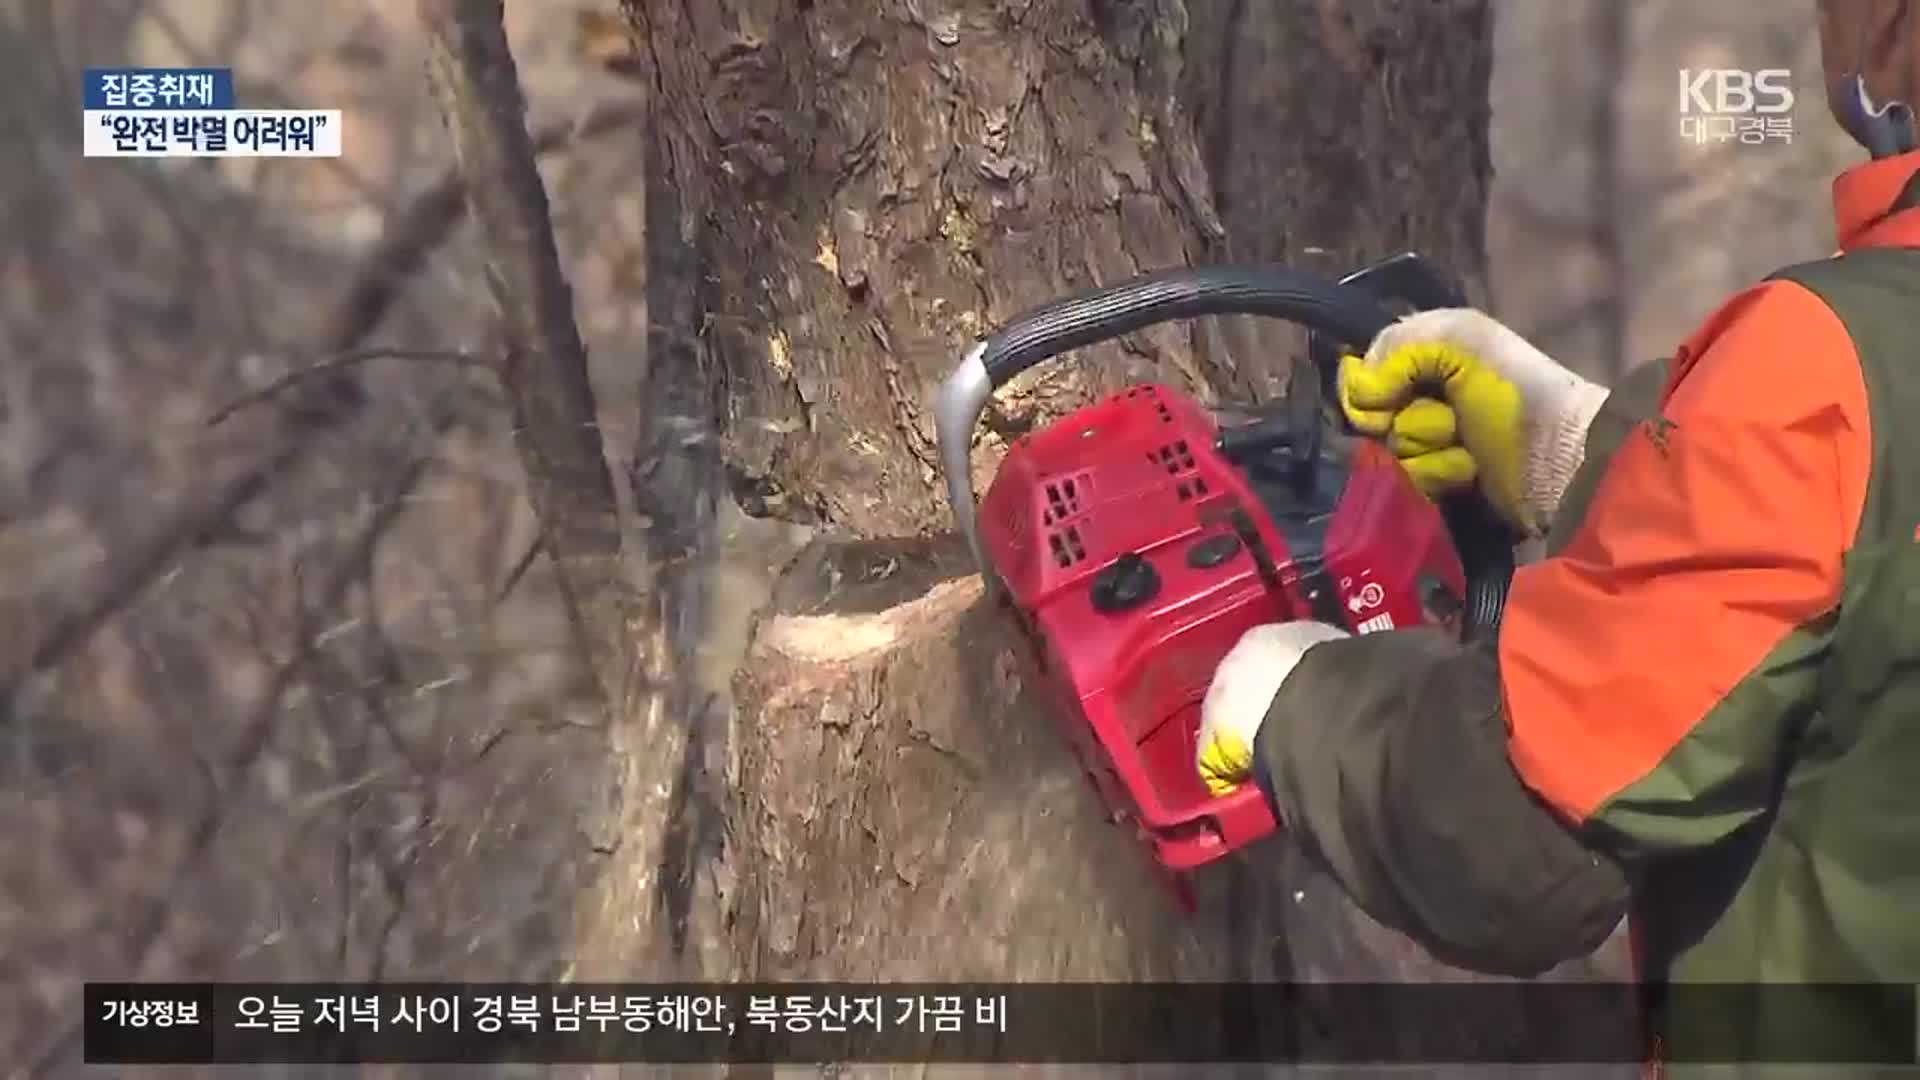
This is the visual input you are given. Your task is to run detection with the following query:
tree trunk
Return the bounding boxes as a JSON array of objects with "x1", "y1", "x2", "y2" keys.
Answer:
[{"x1": 609, "y1": 0, "x2": 1621, "y2": 1027}]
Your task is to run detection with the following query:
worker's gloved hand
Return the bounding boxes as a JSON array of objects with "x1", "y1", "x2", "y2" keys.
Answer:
[
  {"x1": 1195, "y1": 621, "x2": 1351, "y2": 796},
  {"x1": 1337, "y1": 309, "x2": 1610, "y2": 536}
]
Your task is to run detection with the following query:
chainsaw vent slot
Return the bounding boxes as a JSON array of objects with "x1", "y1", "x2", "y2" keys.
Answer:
[
  {"x1": 1120, "y1": 385, "x2": 1174, "y2": 422},
  {"x1": 1151, "y1": 440, "x2": 1196, "y2": 476},
  {"x1": 1175, "y1": 476, "x2": 1210, "y2": 502},
  {"x1": 1048, "y1": 524, "x2": 1088, "y2": 568},
  {"x1": 1041, "y1": 478, "x2": 1080, "y2": 524},
  {"x1": 1040, "y1": 473, "x2": 1091, "y2": 526}
]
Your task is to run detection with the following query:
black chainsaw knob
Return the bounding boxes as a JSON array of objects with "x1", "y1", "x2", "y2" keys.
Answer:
[
  {"x1": 1186, "y1": 533, "x2": 1242, "y2": 569},
  {"x1": 1091, "y1": 552, "x2": 1161, "y2": 614},
  {"x1": 1215, "y1": 419, "x2": 1294, "y2": 463},
  {"x1": 1216, "y1": 417, "x2": 1320, "y2": 497}
]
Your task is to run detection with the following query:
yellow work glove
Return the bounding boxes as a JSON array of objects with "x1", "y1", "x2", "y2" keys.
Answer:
[
  {"x1": 1337, "y1": 309, "x2": 1610, "y2": 537},
  {"x1": 1195, "y1": 621, "x2": 1350, "y2": 796}
]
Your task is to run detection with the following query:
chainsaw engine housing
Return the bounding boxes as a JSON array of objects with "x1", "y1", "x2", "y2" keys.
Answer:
[{"x1": 978, "y1": 383, "x2": 1467, "y2": 873}]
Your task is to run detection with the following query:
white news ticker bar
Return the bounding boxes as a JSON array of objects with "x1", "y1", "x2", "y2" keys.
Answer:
[{"x1": 82, "y1": 109, "x2": 344, "y2": 158}]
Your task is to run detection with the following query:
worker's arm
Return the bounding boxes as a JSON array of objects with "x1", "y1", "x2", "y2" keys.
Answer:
[{"x1": 1251, "y1": 281, "x2": 1871, "y2": 976}]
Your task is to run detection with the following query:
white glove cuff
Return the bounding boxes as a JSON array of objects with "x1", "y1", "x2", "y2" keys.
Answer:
[
  {"x1": 1524, "y1": 379, "x2": 1611, "y2": 529},
  {"x1": 1202, "y1": 621, "x2": 1353, "y2": 747}
]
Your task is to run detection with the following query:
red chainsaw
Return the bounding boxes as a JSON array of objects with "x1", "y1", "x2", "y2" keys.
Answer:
[{"x1": 933, "y1": 254, "x2": 1516, "y2": 906}]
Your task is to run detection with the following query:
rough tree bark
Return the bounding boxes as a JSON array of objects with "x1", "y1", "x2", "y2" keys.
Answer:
[
  {"x1": 598, "y1": 0, "x2": 1623, "y2": 1059},
  {"x1": 420, "y1": 0, "x2": 702, "y2": 979}
]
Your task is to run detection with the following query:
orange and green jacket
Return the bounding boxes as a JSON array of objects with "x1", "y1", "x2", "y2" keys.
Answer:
[{"x1": 1252, "y1": 148, "x2": 1920, "y2": 1065}]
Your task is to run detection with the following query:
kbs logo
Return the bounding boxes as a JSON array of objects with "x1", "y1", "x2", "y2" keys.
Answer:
[
  {"x1": 1677, "y1": 69, "x2": 1794, "y2": 146},
  {"x1": 1679, "y1": 69, "x2": 1794, "y2": 114}
]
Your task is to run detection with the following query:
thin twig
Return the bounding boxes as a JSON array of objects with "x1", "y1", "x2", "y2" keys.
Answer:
[
  {"x1": 204, "y1": 347, "x2": 492, "y2": 427},
  {"x1": 3, "y1": 97, "x2": 646, "y2": 710},
  {"x1": 494, "y1": 534, "x2": 547, "y2": 602},
  {"x1": 21, "y1": 440, "x2": 441, "y2": 1078}
]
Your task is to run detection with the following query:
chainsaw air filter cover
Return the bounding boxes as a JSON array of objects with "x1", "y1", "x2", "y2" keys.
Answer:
[{"x1": 977, "y1": 384, "x2": 1468, "y2": 872}]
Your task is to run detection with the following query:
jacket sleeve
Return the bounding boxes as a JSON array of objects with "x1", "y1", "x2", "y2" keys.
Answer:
[
  {"x1": 1252, "y1": 281, "x2": 1872, "y2": 976},
  {"x1": 1542, "y1": 356, "x2": 1671, "y2": 555}
]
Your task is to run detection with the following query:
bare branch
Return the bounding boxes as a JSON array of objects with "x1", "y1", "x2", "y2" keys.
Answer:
[
  {"x1": 22, "y1": 437, "x2": 440, "y2": 1076},
  {"x1": 417, "y1": 0, "x2": 637, "y2": 703},
  {"x1": 322, "y1": 96, "x2": 647, "y2": 370},
  {"x1": 204, "y1": 347, "x2": 493, "y2": 428},
  {"x1": 9, "y1": 440, "x2": 304, "y2": 706},
  {"x1": 3, "y1": 96, "x2": 645, "y2": 705},
  {"x1": 494, "y1": 534, "x2": 546, "y2": 602},
  {"x1": 416, "y1": 0, "x2": 734, "y2": 979},
  {"x1": 1586, "y1": 0, "x2": 1629, "y2": 382}
]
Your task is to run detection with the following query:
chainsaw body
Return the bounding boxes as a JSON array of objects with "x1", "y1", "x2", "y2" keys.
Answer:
[
  {"x1": 980, "y1": 384, "x2": 1466, "y2": 870},
  {"x1": 933, "y1": 256, "x2": 1513, "y2": 898}
]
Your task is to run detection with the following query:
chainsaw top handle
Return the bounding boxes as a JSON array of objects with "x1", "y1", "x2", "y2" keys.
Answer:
[
  {"x1": 971, "y1": 264, "x2": 1393, "y2": 388},
  {"x1": 934, "y1": 259, "x2": 1518, "y2": 640},
  {"x1": 937, "y1": 264, "x2": 1397, "y2": 575}
]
